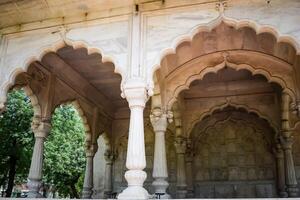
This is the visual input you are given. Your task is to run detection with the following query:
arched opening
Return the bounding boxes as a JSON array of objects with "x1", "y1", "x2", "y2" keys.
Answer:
[
  {"x1": 190, "y1": 106, "x2": 276, "y2": 198},
  {"x1": 151, "y1": 21, "x2": 300, "y2": 198},
  {"x1": 0, "y1": 44, "x2": 128, "y2": 198},
  {"x1": 43, "y1": 103, "x2": 87, "y2": 198}
]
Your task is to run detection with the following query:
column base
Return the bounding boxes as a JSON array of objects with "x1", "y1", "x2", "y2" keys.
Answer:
[
  {"x1": 118, "y1": 170, "x2": 149, "y2": 200},
  {"x1": 93, "y1": 188, "x2": 104, "y2": 199},
  {"x1": 27, "y1": 179, "x2": 42, "y2": 198},
  {"x1": 176, "y1": 189, "x2": 187, "y2": 198},
  {"x1": 82, "y1": 187, "x2": 93, "y2": 199},
  {"x1": 279, "y1": 191, "x2": 288, "y2": 198},
  {"x1": 117, "y1": 186, "x2": 149, "y2": 200},
  {"x1": 27, "y1": 191, "x2": 43, "y2": 198},
  {"x1": 287, "y1": 186, "x2": 299, "y2": 197},
  {"x1": 158, "y1": 193, "x2": 171, "y2": 199}
]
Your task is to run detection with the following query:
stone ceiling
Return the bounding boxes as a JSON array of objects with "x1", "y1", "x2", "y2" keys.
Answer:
[
  {"x1": 0, "y1": 0, "x2": 218, "y2": 29},
  {"x1": 0, "y1": 0, "x2": 138, "y2": 28}
]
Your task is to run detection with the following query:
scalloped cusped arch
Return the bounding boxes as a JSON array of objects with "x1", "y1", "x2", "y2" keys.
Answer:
[
  {"x1": 154, "y1": 22, "x2": 299, "y2": 109},
  {"x1": 187, "y1": 102, "x2": 279, "y2": 138},
  {"x1": 190, "y1": 105, "x2": 277, "y2": 150},
  {"x1": 0, "y1": 40, "x2": 124, "y2": 110}
]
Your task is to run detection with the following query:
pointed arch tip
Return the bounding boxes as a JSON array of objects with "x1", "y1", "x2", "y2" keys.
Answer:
[
  {"x1": 150, "y1": 15, "x2": 300, "y2": 83},
  {"x1": 1, "y1": 38, "x2": 125, "y2": 107}
]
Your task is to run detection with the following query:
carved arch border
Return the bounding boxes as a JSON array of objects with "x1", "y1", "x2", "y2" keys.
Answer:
[
  {"x1": 0, "y1": 39, "x2": 125, "y2": 109},
  {"x1": 187, "y1": 101, "x2": 279, "y2": 138},
  {"x1": 148, "y1": 15, "x2": 300, "y2": 92},
  {"x1": 21, "y1": 85, "x2": 42, "y2": 123},
  {"x1": 193, "y1": 116, "x2": 275, "y2": 154},
  {"x1": 167, "y1": 51, "x2": 295, "y2": 109}
]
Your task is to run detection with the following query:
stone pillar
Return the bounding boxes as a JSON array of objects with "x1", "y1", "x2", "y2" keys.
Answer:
[
  {"x1": 280, "y1": 92, "x2": 298, "y2": 197},
  {"x1": 281, "y1": 135, "x2": 298, "y2": 197},
  {"x1": 117, "y1": 81, "x2": 149, "y2": 200},
  {"x1": 186, "y1": 139, "x2": 194, "y2": 198},
  {"x1": 174, "y1": 135, "x2": 187, "y2": 198},
  {"x1": 27, "y1": 121, "x2": 51, "y2": 198},
  {"x1": 275, "y1": 142, "x2": 288, "y2": 197},
  {"x1": 82, "y1": 144, "x2": 96, "y2": 199},
  {"x1": 150, "y1": 109, "x2": 170, "y2": 199},
  {"x1": 104, "y1": 150, "x2": 114, "y2": 198}
]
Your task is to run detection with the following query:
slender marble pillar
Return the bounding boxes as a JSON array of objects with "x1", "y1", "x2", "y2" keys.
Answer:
[
  {"x1": 186, "y1": 139, "x2": 194, "y2": 198},
  {"x1": 104, "y1": 150, "x2": 114, "y2": 198},
  {"x1": 174, "y1": 135, "x2": 187, "y2": 198},
  {"x1": 118, "y1": 81, "x2": 149, "y2": 200},
  {"x1": 27, "y1": 121, "x2": 51, "y2": 198},
  {"x1": 275, "y1": 142, "x2": 288, "y2": 197},
  {"x1": 82, "y1": 145, "x2": 96, "y2": 199},
  {"x1": 150, "y1": 110, "x2": 170, "y2": 198}
]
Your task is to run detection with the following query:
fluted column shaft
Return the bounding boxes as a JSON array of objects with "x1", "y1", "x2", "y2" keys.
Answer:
[
  {"x1": 281, "y1": 135, "x2": 298, "y2": 197},
  {"x1": 27, "y1": 122, "x2": 51, "y2": 198},
  {"x1": 174, "y1": 135, "x2": 187, "y2": 198},
  {"x1": 104, "y1": 150, "x2": 114, "y2": 197},
  {"x1": 280, "y1": 92, "x2": 298, "y2": 197},
  {"x1": 82, "y1": 146, "x2": 96, "y2": 199},
  {"x1": 118, "y1": 81, "x2": 149, "y2": 200},
  {"x1": 151, "y1": 110, "x2": 170, "y2": 198},
  {"x1": 275, "y1": 142, "x2": 288, "y2": 197}
]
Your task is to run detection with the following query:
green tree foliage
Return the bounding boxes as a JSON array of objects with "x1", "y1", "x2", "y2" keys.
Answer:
[
  {"x1": 43, "y1": 104, "x2": 86, "y2": 198},
  {"x1": 0, "y1": 89, "x2": 34, "y2": 197}
]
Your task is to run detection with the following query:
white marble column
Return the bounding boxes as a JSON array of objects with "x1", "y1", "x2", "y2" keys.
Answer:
[
  {"x1": 150, "y1": 109, "x2": 170, "y2": 199},
  {"x1": 104, "y1": 150, "x2": 114, "y2": 198},
  {"x1": 82, "y1": 144, "x2": 96, "y2": 199},
  {"x1": 27, "y1": 121, "x2": 51, "y2": 198},
  {"x1": 174, "y1": 135, "x2": 187, "y2": 198},
  {"x1": 117, "y1": 80, "x2": 149, "y2": 200}
]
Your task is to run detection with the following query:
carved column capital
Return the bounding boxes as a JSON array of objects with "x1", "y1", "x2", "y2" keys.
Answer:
[
  {"x1": 121, "y1": 79, "x2": 148, "y2": 108},
  {"x1": 150, "y1": 108, "x2": 173, "y2": 132},
  {"x1": 31, "y1": 121, "x2": 51, "y2": 138},
  {"x1": 85, "y1": 143, "x2": 97, "y2": 157},
  {"x1": 150, "y1": 110, "x2": 167, "y2": 132},
  {"x1": 175, "y1": 136, "x2": 187, "y2": 154},
  {"x1": 280, "y1": 136, "x2": 294, "y2": 150},
  {"x1": 274, "y1": 142, "x2": 284, "y2": 158}
]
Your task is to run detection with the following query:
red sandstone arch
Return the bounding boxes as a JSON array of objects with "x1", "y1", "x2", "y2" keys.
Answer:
[
  {"x1": 190, "y1": 106, "x2": 277, "y2": 152},
  {"x1": 186, "y1": 101, "x2": 279, "y2": 137},
  {"x1": 154, "y1": 22, "x2": 300, "y2": 109}
]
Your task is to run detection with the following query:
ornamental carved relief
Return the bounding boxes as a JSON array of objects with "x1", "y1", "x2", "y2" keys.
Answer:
[{"x1": 192, "y1": 118, "x2": 276, "y2": 198}]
